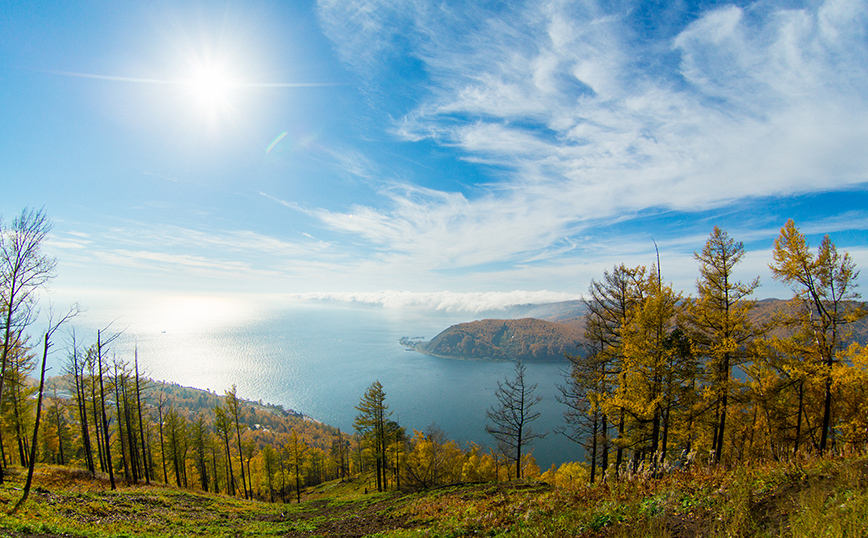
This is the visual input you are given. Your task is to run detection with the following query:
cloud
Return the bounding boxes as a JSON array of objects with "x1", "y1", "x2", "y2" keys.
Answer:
[
  {"x1": 48, "y1": 222, "x2": 348, "y2": 292},
  {"x1": 293, "y1": 289, "x2": 581, "y2": 312},
  {"x1": 314, "y1": 0, "x2": 868, "y2": 271}
]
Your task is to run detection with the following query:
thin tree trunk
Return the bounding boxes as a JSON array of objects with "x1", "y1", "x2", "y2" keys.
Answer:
[
  {"x1": 589, "y1": 411, "x2": 598, "y2": 484},
  {"x1": 715, "y1": 356, "x2": 730, "y2": 462},
  {"x1": 134, "y1": 350, "x2": 150, "y2": 484},
  {"x1": 73, "y1": 349, "x2": 95, "y2": 473},
  {"x1": 52, "y1": 388, "x2": 66, "y2": 465},
  {"x1": 820, "y1": 373, "x2": 833, "y2": 451},
  {"x1": 158, "y1": 400, "x2": 168, "y2": 484},
  {"x1": 13, "y1": 333, "x2": 50, "y2": 511},
  {"x1": 97, "y1": 331, "x2": 116, "y2": 490},
  {"x1": 90, "y1": 374, "x2": 105, "y2": 472},
  {"x1": 794, "y1": 379, "x2": 804, "y2": 456},
  {"x1": 113, "y1": 366, "x2": 129, "y2": 482}
]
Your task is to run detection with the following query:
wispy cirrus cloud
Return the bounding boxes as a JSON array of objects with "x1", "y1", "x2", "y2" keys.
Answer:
[
  {"x1": 48, "y1": 221, "x2": 344, "y2": 291},
  {"x1": 315, "y1": 0, "x2": 868, "y2": 272}
]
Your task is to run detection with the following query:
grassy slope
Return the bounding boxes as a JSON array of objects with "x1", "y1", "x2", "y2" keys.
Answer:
[{"x1": 1, "y1": 454, "x2": 867, "y2": 537}]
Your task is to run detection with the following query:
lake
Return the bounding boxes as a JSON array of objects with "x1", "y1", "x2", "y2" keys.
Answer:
[{"x1": 56, "y1": 300, "x2": 582, "y2": 468}]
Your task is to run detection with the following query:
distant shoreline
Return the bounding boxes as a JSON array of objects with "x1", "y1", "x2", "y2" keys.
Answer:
[{"x1": 411, "y1": 345, "x2": 511, "y2": 362}]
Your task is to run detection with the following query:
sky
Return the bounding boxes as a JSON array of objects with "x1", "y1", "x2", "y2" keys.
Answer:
[{"x1": 2, "y1": 0, "x2": 868, "y2": 319}]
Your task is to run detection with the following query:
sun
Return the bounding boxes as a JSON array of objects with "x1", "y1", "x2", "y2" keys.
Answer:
[{"x1": 184, "y1": 63, "x2": 236, "y2": 115}]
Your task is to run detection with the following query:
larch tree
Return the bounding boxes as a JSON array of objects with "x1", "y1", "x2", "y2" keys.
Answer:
[
  {"x1": 485, "y1": 361, "x2": 544, "y2": 480},
  {"x1": 0, "y1": 208, "x2": 56, "y2": 483},
  {"x1": 261, "y1": 444, "x2": 277, "y2": 502},
  {"x1": 13, "y1": 305, "x2": 76, "y2": 511},
  {"x1": 191, "y1": 414, "x2": 210, "y2": 492},
  {"x1": 618, "y1": 267, "x2": 682, "y2": 469},
  {"x1": 288, "y1": 429, "x2": 307, "y2": 503},
  {"x1": 65, "y1": 332, "x2": 95, "y2": 474},
  {"x1": 770, "y1": 219, "x2": 865, "y2": 451},
  {"x1": 354, "y1": 380, "x2": 391, "y2": 492},
  {"x1": 225, "y1": 385, "x2": 249, "y2": 499},
  {"x1": 331, "y1": 429, "x2": 349, "y2": 479},
  {"x1": 156, "y1": 388, "x2": 170, "y2": 484},
  {"x1": 96, "y1": 328, "x2": 121, "y2": 490},
  {"x1": 582, "y1": 264, "x2": 646, "y2": 474},
  {"x1": 214, "y1": 405, "x2": 236, "y2": 495},
  {"x1": 557, "y1": 328, "x2": 607, "y2": 484},
  {"x1": 134, "y1": 347, "x2": 151, "y2": 484},
  {"x1": 686, "y1": 227, "x2": 760, "y2": 462}
]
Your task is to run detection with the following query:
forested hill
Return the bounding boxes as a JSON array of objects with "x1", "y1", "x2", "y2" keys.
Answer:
[
  {"x1": 410, "y1": 299, "x2": 868, "y2": 362},
  {"x1": 420, "y1": 318, "x2": 584, "y2": 362}
]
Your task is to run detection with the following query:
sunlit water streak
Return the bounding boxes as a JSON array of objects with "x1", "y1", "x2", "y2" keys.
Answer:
[{"x1": 54, "y1": 301, "x2": 580, "y2": 468}]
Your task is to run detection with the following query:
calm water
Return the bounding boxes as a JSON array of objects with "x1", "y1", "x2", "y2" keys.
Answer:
[{"x1": 57, "y1": 301, "x2": 580, "y2": 468}]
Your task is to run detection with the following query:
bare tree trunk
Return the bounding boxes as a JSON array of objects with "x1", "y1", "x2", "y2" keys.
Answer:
[
  {"x1": 14, "y1": 306, "x2": 76, "y2": 510},
  {"x1": 98, "y1": 330, "x2": 116, "y2": 490},
  {"x1": 72, "y1": 344, "x2": 95, "y2": 473},
  {"x1": 134, "y1": 349, "x2": 150, "y2": 484},
  {"x1": 13, "y1": 333, "x2": 50, "y2": 511},
  {"x1": 113, "y1": 364, "x2": 130, "y2": 482},
  {"x1": 794, "y1": 379, "x2": 804, "y2": 456},
  {"x1": 157, "y1": 391, "x2": 168, "y2": 483},
  {"x1": 90, "y1": 371, "x2": 105, "y2": 472}
]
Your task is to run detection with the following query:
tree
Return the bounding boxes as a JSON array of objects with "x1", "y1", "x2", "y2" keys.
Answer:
[
  {"x1": 330, "y1": 429, "x2": 349, "y2": 480},
  {"x1": 190, "y1": 414, "x2": 210, "y2": 491},
  {"x1": 133, "y1": 347, "x2": 151, "y2": 484},
  {"x1": 686, "y1": 227, "x2": 760, "y2": 462},
  {"x1": 225, "y1": 385, "x2": 249, "y2": 499},
  {"x1": 214, "y1": 405, "x2": 236, "y2": 495},
  {"x1": 405, "y1": 424, "x2": 461, "y2": 489},
  {"x1": 557, "y1": 344, "x2": 606, "y2": 484},
  {"x1": 770, "y1": 219, "x2": 865, "y2": 451},
  {"x1": 0, "y1": 208, "x2": 56, "y2": 483},
  {"x1": 354, "y1": 381, "x2": 391, "y2": 492},
  {"x1": 485, "y1": 361, "x2": 544, "y2": 479},
  {"x1": 617, "y1": 268, "x2": 683, "y2": 469},
  {"x1": 96, "y1": 328, "x2": 120, "y2": 490},
  {"x1": 65, "y1": 332, "x2": 95, "y2": 474},
  {"x1": 582, "y1": 264, "x2": 646, "y2": 474},
  {"x1": 261, "y1": 444, "x2": 277, "y2": 502},
  {"x1": 156, "y1": 388, "x2": 170, "y2": 483},
  {"x1": 13, "y1": 305, "x2": 76, "y2": 511},
  {"x1": 288, "y1": 429, "x2": 307, "y2": 503}
]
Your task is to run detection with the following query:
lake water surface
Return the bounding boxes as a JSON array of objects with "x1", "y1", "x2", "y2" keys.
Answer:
[{"x1": 59, "y1": 301, "x2": 581, "y2": 468}]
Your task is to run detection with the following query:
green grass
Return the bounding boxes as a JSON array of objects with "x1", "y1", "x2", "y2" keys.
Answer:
[{"x1": 1, "y1": 455, "x2": 867, "y2": 537}]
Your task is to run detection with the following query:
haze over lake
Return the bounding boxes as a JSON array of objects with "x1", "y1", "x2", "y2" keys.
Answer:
[{"x1": 56, "y1": 299, "x2": 580, "y2": 468}]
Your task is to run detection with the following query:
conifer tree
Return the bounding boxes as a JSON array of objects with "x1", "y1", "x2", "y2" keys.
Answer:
[
  {"x1": 686, "y1": 227, "x2": 760, "y2": 462},
  {"x1": 261, "y1": 444, "x2": 277, "y2": 502},
  {"x1": 288, "y1": 429, "x2": 307, "y2": 503},
  {"x1": 618, "y1": 268, "x2": 682, "y2": 469},
  {"x1": 226, "y1": 386, "x2": 249, "y2": 499},
  {"x1": 770, "y1": 219, "x2": 865, "y2": 451},
  {"x1": 191, "y1": 414, "x2": 210, "y2": 491},
  {"x1": 583, "y1": 264, "x2": 646, "y2": 473},
  {"x1": 214, "y1": 405, "x2": 236, "y2": 495},
  {"x1": 354, "y1": 381, "x2": 391, "y2": 491}
]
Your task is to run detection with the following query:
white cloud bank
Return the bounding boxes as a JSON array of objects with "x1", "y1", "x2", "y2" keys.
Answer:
[{"x1": 293, "y1": 289, "x2": 581, "y2": 312}]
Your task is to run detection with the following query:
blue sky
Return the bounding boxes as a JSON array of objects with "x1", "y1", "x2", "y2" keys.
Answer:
[{"x1": 2, "y1": 0, "x2": 868, "y2": 317}]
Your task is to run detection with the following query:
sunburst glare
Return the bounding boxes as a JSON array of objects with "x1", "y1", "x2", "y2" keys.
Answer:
[{"x1": 183, "y1": 62, "x2": 237, "y2": 119}]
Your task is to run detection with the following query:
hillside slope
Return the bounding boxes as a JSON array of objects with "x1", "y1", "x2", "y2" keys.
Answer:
[
  {"x1": 421, "y1": 318, "x2": 583, "y2": 362},
  {"x1": 2, "y1": 456, "x2": 866, "y2": 537}
]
